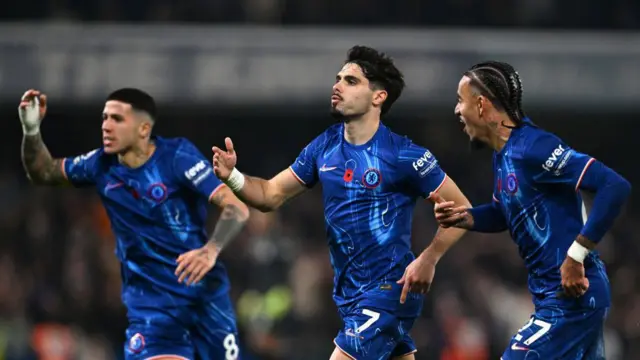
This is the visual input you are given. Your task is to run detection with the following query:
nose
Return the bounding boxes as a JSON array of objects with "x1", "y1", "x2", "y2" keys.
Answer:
[
  {"x1": 102, "y1": 119, "x2": 112, "y2": 132},
  {"x1": 454, "y1": 104, "x2": 460, "y2": 115},
  {"x1": 332, "y1": 82, "x2": 342, "y2": 93}
]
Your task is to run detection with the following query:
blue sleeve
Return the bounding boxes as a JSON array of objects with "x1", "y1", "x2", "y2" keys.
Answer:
[
  {"x1": 527, "y1": 131, "x2": 594, "y2": 188},
  {"x1": 468, "y1": 200, "x2": 508, "y2": 233},
  {"x1": 63, "y1": 148, "x2": 102, "y2": 187},
  {"x1": 289, "y1": 134, "x2": 323, "y2": 188},
  {"x1": 576, "y1": 160, "x2": 631, "y2": 243},
  {"x1": 173, "y1": 140, "x2": 224, "y2": 200},
  {"x1": 526, "y1": 131, "x2": 631, "y2": 243},
  {"x1": 398, "y1": 142, "x2": 447, "y2": 198}
]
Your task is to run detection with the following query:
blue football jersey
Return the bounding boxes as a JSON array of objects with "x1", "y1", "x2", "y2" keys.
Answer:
[
  {"x1": 493, "y1": 123, "x2": 611, "y2": 310},
  {"x1": 290, "y1": 123, "x2": 447, "y2": 312},
  {"x1": 62, "y1": 136, "x2": 230, "y2": 309}
]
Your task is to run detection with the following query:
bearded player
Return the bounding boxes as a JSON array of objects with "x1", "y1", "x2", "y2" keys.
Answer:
[{"x1": 211, "y1": 46, "x2": 471, "y2": 360}]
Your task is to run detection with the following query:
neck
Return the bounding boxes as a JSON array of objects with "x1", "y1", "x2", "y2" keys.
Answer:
[
  {"x1": 488, "y1": 115, "x2": 516, "y2": 152},
  {"x1": 343, "y1": 112, "x2": 381, "y2": 145},
  {"x1": 118, "y1": 140, "x2": 156, "y2": 168}
]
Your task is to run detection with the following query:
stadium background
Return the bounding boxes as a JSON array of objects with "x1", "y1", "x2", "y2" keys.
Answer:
[{"x1": 0, "y1": 2, "x2": 639, "y2": 359}]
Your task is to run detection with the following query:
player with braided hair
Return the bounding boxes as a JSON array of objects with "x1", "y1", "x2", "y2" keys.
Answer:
[{"x1": 429, "y1": 61, "x2": 631, "y2": 359}]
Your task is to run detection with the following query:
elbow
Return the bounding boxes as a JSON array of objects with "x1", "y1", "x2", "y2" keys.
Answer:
[
  {"x1": 611, "y1": 173, "x2": 632, "y2": 201},
  {"x1": 616, "y1": 177, "x2": 632, "y2": 208},
  {"x1": 26, "y1": 172, "x2": 46, "y2": 185},
  {"x1": 236, "y1": 202, "x2": 251, "y2": 222},
  {"x1": 620, "y1": 177, "x2": 632, "y2": 199},
  {"x1": 256, "y1": 190, "x2": 285, "y2": 213},
  {"x1": 255, "y1": 203, "x2": 279, "y2": 213}
]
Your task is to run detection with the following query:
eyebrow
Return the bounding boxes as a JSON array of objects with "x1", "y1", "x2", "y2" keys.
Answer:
[{"x1": 337, "y1": 74, "x2": 359, "y2": 81}]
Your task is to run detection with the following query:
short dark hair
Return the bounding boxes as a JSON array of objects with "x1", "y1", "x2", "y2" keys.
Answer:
[
  {"x1": 464, "y1": 61, "x2": 526, "y2": 127},
  {"x1": 345, "y1": 45, "x2": 405, "y2": 115},
  {"x1": 107, "y1": 88, "x2": 157, "y2": 121}
]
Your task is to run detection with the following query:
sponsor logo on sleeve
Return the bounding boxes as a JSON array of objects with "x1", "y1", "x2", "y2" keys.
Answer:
[
  {"x1": 184, "y1": 160, "x2": 213, "y2": 186},
  {"x1": 412, "y1": 151, "x2": 437, "y2": 177}
]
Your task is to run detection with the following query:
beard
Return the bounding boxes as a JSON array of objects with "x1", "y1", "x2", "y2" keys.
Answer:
[
  {"x1": 329, "y1": 105, "x2": 365, "y2": 123},
  {"x1": 330, "y1": 106, "x2": 345, "y2": 121}
]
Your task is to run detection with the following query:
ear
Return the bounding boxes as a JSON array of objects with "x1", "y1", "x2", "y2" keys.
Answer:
[
  {"x1": 372, "y1": 89, "x2": 388, "y2": 108},
  {"x1": 477, "y1": 95, "x2": 487, "y2": 118},
  {"x1": 139, "y1": 120, "x2": 153, "y2": 139}
]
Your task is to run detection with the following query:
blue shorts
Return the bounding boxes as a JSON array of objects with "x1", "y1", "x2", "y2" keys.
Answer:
[
  {"x1": 334, "y1": 305, "x2": 418, "y2": 360},
  {"x1": 124, "y1": 295, "x2": 240, "y2": 360},
  {"x1": 502, "y1": 306, "x2": 607, "y2": 360}
]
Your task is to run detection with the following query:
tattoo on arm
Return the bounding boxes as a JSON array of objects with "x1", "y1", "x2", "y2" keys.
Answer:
[
  {"x1": 209, "y1": 190, "x2": 248, "y2": 251},
  {"x1": 21, "y1": 133, "x2": 67, "y2": 186}
]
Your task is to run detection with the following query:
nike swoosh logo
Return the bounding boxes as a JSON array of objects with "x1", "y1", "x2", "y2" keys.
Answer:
[
  {"x1": 511, "y1": 343, "x2": 529, "y2": 351},
  {"x1": 105, "y1": 182, "x2": 124, "y2": 192},
  {"x1": 319, "y1": 165, "x2": 337, "y2": 172}
]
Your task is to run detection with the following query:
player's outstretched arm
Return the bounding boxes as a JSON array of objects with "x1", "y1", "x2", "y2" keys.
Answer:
[
  {"x1": 212, "y1": 138, "x2": 307, "y2": 212},
  {"x1": 398, "y1": 178, "x2": 473, "y2": 303},
  {"x1": 19, "y1": 90, "x2": 68, "y2": 186},
  {"x1": 421, "y1": 178, "x2": 471, "y2": 263},
  {"x1": 434, "y1": 195, "x2": 508, "y2": 233}
]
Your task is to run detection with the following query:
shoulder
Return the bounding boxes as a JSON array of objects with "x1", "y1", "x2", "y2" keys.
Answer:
[
  {"x1": 394, "y1": 133, "x2": 435, "y2": 162},
  {"x1": 317, "y1": 124, "x2": 342, "y2": 146},
  {"x1": 158, "y1": 137, "x2": 208, "y2": 168},
  {"x1": 160, "y1": 136, "x2": 199, "y2": 155},
  {"x1": 390, "y1": 133, "x2": 440, "y2": 179},
  {"x1": 64, "y1": 147, "x2": 115, "y2": 181},
  {"x1": 305, "y1": 124, "x2": 342, "y2": 154},
  {"x1": 527, "y1": 127, "x2": 567, "y2": 159},
  {"x1": 69, "y1": 147, "x2": 112, "y2": 168},
  {"x1": 507, "y1": 126, "x2": 563, "y2": 160}
]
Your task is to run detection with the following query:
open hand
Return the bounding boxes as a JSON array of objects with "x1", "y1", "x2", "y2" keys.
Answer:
[
  {"x1": 397, "y1": 255, "x2": 437, "y2": 304},
  {"x1": 212, "y1": 137, "x2": 238, "y2": 181},
  {"x1": 175, "y1": 243, "x2": 220, "y2": 286}
]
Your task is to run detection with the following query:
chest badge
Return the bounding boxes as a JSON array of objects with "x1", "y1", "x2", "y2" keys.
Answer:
[
  {"x1": 362, "y1": 168, "x2": 382, "y2": 189},
  {"x1": 506, "y1": 173, "x2": 518, "y2": 194},
  {"x1": 147, "y1": 182, "x2": 168, "y2": 202}
]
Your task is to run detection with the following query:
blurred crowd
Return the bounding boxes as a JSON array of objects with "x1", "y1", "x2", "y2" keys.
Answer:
[
  {"x1": 0, "y1": 108, "x2": 637, "y2": 359},
  {"x1": 1, "y1": 0, "x2": 639, "y2": 29}
]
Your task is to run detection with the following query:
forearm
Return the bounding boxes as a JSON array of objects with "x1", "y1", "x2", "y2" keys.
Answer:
[
  {"x1": 421, "y1": 226, "x2": 467, "y2": 264},
  {"x1": 21, "y1": 133, "x2": 66, "y2": 185},
  {"x1": 578, "y1": 160, "x2": 631, "y2": 244},
  {"x1": 467, "y1": 203, "x2": 508, "y2": 233},
  {"x1": 232, "y1": 175, "x2": 282, "y2": 212},
  {"x1": 208, "y1": 203, "x2": 249, "y2": 252}
]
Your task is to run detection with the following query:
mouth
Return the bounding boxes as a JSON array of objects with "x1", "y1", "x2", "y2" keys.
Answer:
[
  {"x1": 331, "y1": 95, "x2": 341, "y2": 106},
  {"x1": 459, "y1": 118, "x2": 467, "y2": 132},
  {"x1": 103, "y1": 136, "x2": 115, "y2": 147}
]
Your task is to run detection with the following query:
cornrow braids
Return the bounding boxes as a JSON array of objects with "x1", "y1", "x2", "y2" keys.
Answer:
[{"x1": 464, "y1": 61, "x2": 527, "y2": 127}]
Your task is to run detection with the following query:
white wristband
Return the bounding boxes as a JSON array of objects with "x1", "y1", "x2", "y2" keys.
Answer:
[
  {"x1": 22, "y1": 125, "x2": 40, "y2": 136},
  {"x1": 226, "y1": 168, "x2": 245, "y2": 192},
  {"x1": 567, "y1": 241, "x2": 590, "y2": 263}
]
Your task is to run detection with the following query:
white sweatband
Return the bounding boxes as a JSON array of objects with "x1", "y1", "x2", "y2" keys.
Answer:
[
  {"x1": 22, "y1": 124, "x2": 40, "y2": 136},
  {"x1": 226, "y1": 168, "x2": 245, "y2": 192},
  {"x1": 567, "y1": 241, "x2": 590, "y2": 263}
]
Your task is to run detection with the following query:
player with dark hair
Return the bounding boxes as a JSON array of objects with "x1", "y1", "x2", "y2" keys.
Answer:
[
  {"x1": 212, "y1": 45, "x2": 472, "y2": 360},
  {"x1": 431, "y1": 61, "x2": 631, "y2": 359},
  {"x1": 19, "y1": 88, "x2": 249, "y2": 360}
]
